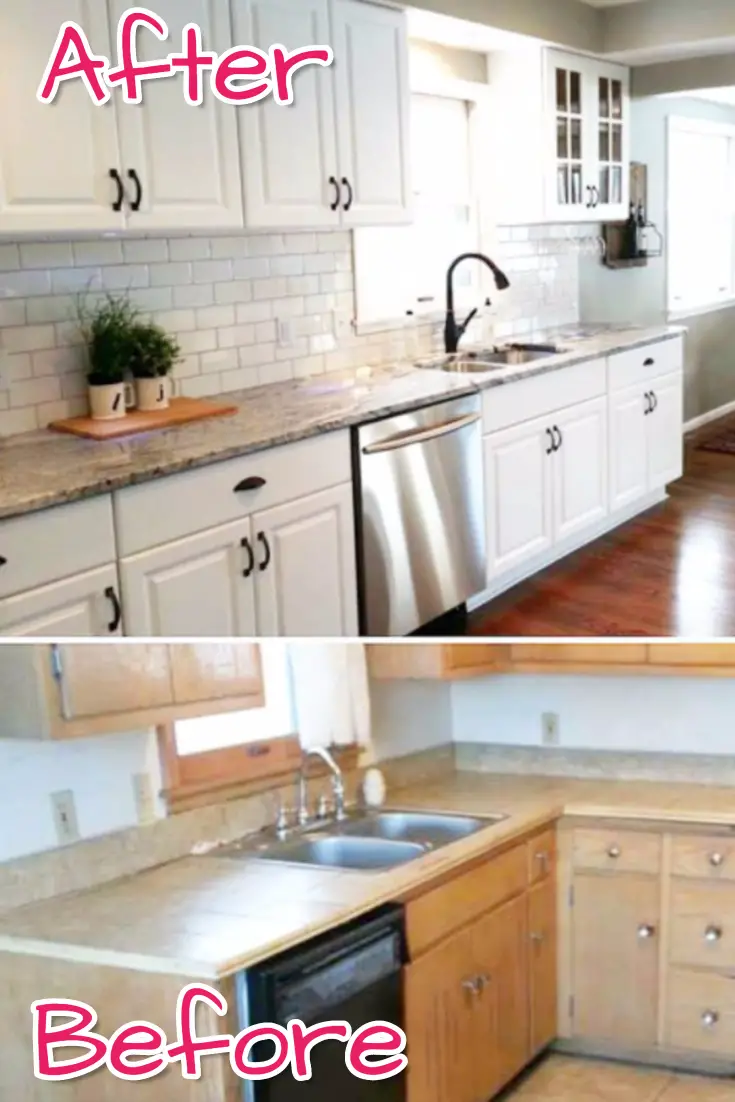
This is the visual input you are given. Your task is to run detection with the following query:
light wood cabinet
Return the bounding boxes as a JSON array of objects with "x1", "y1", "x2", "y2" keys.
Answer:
[
  {"x1": 649, "y1": 644, "x2": 735, "y2": 667},
  {"x1": 510, "y1": 643, "x2": 648, "y2": 668},
  {"x1": 529, "y1": 877, "x2": 557, "y2": 1055},
  {"x1": 367, "y1": 644, "x2": 510, "y2": 681},
  {"x1": 0, "y1": 642, "x2": 265, "y2": 740}
]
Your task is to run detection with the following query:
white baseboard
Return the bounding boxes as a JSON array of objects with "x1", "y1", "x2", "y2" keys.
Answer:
[
  {"x1": 467, "y1": 488, "x2": 668, "y2": 613},
  {"x1": 685, "y1": 398, "x2": 735, "y2": 434}
]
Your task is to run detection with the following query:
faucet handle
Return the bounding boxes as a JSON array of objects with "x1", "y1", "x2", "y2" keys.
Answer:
[{"x1": 316, "y1": 794, "x2": 330, "y2": 820}]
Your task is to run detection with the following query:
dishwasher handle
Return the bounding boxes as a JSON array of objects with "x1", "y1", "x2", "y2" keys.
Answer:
[{"x1": 362, "y1": 412, "x2": 481, "y2": 455}]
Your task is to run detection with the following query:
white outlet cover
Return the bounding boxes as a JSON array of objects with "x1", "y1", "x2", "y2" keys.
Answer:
[
  {"x1": 50, "y1": 790, "x2": 80, "y2": 845},
  {"x1": 541, "y1": 712, "x2": 560, "y2": 746}
]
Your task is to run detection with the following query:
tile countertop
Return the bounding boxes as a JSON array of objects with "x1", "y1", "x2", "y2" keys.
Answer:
[
  {"x1": 0, "y1": 767, "x2": 731, "y2": 982},
  {"x1": 0, "y1": 323, "x2": 684, "y2": 521}
]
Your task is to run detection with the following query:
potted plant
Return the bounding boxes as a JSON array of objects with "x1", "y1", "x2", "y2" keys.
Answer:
[
  {"x1": 129, "y1": 321, "x2": 181, "y2": 412},
  {"x1": 78, "y1": 294, "x2": 139, "y2": 421}
]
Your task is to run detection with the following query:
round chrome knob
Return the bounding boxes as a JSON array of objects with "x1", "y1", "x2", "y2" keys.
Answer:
[
  {"x1": 607, "y1": 845, "x2": 621, "y2": 859},
  {"x1": 705, "y1": 925, "x2": 723, "y2": 943},
  {"x1": 637, "y1": 924, "x2": 656, "y2": 940},
  {"x1": 702, "y1": 1010, "x2": 720, "y2": 1028},
  {"x1": 710, "y1": 852, "x2": 725, "y2": 868}
]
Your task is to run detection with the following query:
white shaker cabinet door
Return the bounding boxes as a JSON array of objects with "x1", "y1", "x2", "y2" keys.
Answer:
[
  {"x1": 332, "y1": 0, "x2": 412, "y2": 226},
  {"x1": 553, "y1": 396, "x2": 608, "y2": 544},
  {"x1": 609, "y1": 383, "x2": 649, "y2": 513},
  {"x1": 236, "y1": 0, "x2": 340, "y2": 228},
  {"x1": 254, "y1": 483, "x2": 358, "y2": 637},
  {"x1": 0, "y1": 566, "x2": 123, "y2": 637},
  {"x1": 647, "y1": 372, "x2": 684, "y2": 492},
  {"x1": 119, "y1": 520, "x2": 258, "y2": 637},
  {"x1": 0, "y1": 0, "x2": 123, "y2": 232},
  {"x1": 110, "y1": 0, "x2": 243, "y2": 229},
  {"x1": 484, "y1": 416, "x2": 555, "y2": 581}
]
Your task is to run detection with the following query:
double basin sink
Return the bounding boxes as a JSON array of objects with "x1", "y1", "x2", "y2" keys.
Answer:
[
  {"x1": 215, "y1": 810, "x2": 507, "y2": 872},
  {"x1": 421, "y1": 342, "x2": 565, "y2": 375}
]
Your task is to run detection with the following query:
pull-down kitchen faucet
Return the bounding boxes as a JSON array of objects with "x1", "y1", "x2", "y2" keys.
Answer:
[{"x1": 444, "y1": 252, "x2": 511, "y2": 354}]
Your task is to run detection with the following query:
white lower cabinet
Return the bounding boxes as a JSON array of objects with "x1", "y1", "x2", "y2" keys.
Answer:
[
  {"x1": 120, "y1": 483, "x2": 357, "y2": 637},
  {"x1": 485, "y1": 397, "x2": 608, "y2": 582},
  {"x1": 610, "y1": 371, "x2": 684, "y2": 512},
  {"x1": 0, "y1": 565, "x2": 123, "y2": 637}
]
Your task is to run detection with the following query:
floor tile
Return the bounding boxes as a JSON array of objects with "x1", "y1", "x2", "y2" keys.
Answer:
[
  {"x1": 658, "y1": 1076, "x2": 735, "y2": 1102},
  {"x1": 508, "y1": 1056, "x2": 672, "y2": 1102}
]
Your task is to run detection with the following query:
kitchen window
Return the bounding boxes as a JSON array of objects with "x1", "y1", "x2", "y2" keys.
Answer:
[
  {"x1": 354, "y1": 88, "x2": 483, "y2": 327},
  {"x1": 158, "y1": 642, "x2": 301, "y2": 810},
  {"x1": 667, "y1": 116, "x2": 735, "y2": 317}
]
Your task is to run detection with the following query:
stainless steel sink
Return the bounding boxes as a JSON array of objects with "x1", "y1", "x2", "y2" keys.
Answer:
[
  {"x1": 418, "y1": 344, "x2": 563, "y2": 374},
  {"x1": 255, "y1": 834, "x2": 427, "y2": 871},
  {"x1": 336, "y1": 810, "x2": 506, "y2": 845}
]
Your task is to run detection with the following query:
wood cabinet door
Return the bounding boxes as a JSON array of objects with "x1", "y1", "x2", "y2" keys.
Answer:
[
  {"x1": 0, "y1": 0, "x2": 123, "y2": 233},
  {"x1": 648, "y1": 644, "x2": 735, "y2": 668},
  {"x1": 647, "y1": 372, "x2": 684, "y2": 492},
  {"x1": 0, "y1": 566, "x2": 122, "y2": 638},
  {"x1": 552, "y1": 396, "x2": 608, "y2": 544},
  {"x1": 471, "y1": 895, "x2": 529, "y2": 1100},
  {"x1": 332, "y1": 0, "x2": 412, "y2": 226},
  {"x1": 253, "y1": 484, "x2": 358, "y2": 637},
  {"x1": 169, "y1": 643, "x2": 264, "y2": 706},
  {"x1": 110, "y1": 0, "x2": 243, "y2": 229},
  {"x1": 50, "y1": 645, "x2": 173, "y2": 723},
  {"x1": 236, "y1": 0, "x2": 339, "y2": 228},
  {"x1": 572, "y1": 873, "x2": 659, "y2": 1047},
  {"x1": 510, "y1": 643, "x2": 648, "y2": 667},
  {"x1": 404, "y1": 925, "x2": 476, "y2": 1102},
  {"x1": 529, "y1": 878, "x2": 558, "y2": 1055},
  {"x1": 443, "y1": 645, "x2": 509, "y2": 676},
  {"x1": 609, "y1": 383, "x2": 649, "y2": 513}
]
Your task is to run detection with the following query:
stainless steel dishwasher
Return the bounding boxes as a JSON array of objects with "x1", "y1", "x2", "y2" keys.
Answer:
[{"x1": 355, "y1": 394, "x2": 486, "y2": 636}]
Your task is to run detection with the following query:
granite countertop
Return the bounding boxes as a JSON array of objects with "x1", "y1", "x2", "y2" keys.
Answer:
[
  {"x1": 0, "y1": 324, "x2": 684, "y2": 521},
  {"x1": 0, "y1": 764, "x2": 731, "y2": 981}
]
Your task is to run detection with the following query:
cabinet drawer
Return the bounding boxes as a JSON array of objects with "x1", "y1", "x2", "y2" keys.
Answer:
[
  {"x1": 113, "y1": 432, "x2": 352, "y2": 556},
  {"x1": 405, "y1": 844, "x2": 527, "y2": 958},
  {"x1": 672, "y1": 836, "x2": 735, "y2": 881},
  {"x1": 572, "y1": 828, "x2": 661, "y2": 874},
  {"x1": 528, "y1": 828, "x2": 557, "y2": 885},
  {"x1": 608, "y1": 337, "x2": 683, "y2": 392},
  {"x1": 482, "y1": 359, "x2": 606, "y2": 434},
  {"x1": 670, "y1": 881, "x2": 735, "y2": 969},
  {"x1": 667, "y1": 969, "x2": 735, "y2": 1057},
  {"x1": 0, "y1": 497, "x2": 116, "y2": 599}
]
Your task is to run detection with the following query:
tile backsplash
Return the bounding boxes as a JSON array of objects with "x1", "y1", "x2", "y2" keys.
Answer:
[{"x1": 0, "y1": 225, "x2": 587, "y2": 437}]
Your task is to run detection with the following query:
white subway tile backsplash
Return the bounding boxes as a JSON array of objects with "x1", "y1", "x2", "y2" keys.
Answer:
[
  {"x1": 20, "y1": 243, "x2": 73, "y2": 270},
  {"x1": 2, "y1": 324, "x2": 56, "y2": 354},
  {"x1": 2, "y1": 270, "x2": 52, "y2": 297},
  {"x1": 122, "y1": 239, "x2": 170, "y2": 264},
  {"x1": 0, "y1": 301, "x2": 26, "y2": 327},
  {"x1": 174, "y1": 284, "x2": 215, "y2": 309},
  {"x1": 200, "y1": 348, "x2": 239, "y2": 375},
  {"x1": 0, "y1": 245, "x2": 21, "y2": 272},
  {"x1": 72, "y1": 241, "x2": 125, "y2": 267},
  {"x1": 233, "y1": 258, "x2": 270, "y2": 280},
  {"x1": 169, "y1": 238, "x2": 212, "y2": 261},
  {"x1": 193, "y1": 259, "x2": 233, "y2": 284},
  {"x1": 11, "y1": 376, "x2": 61, "y2": 408},
  {"x1": 150, "y1": 262, "x2": 192, "y2": 287}
]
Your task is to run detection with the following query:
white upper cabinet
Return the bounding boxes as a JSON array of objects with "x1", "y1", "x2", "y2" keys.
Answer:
[
  {"x1": 0, "y1": 0, "x2": 123, "y2": 233},
  {"x1": 332, "y1": 0, "x2": 412, "y2": 226},
  {"x1": 589, "y1": 60, "x2": 630, "y2": 222},
  {"x1": 110, "y1": 0, "x2": 243, "y2": 229},
  {"x1": 237, "y1": 0, "x2": 339, "y2": 228}
]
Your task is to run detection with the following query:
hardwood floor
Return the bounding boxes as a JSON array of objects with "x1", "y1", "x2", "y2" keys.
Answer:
[
  {"x1": 502, "y1": 1055, "x2": 735, "y2": 1102},
  {"x1": 469, "y1": 417, "x2": 735, "y2": 638}
]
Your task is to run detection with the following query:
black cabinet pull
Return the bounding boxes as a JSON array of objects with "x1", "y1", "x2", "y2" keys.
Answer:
[
  {"x1": 0, "y1": 556, "x2": 6, "y2": 568},
  {"x1": 545, "y1": 428, "x2": 555, "y2": 456},
  {"x1": 127, "y1": 169, "x2": 143, "y2": 212},
  {"x1": 241, "y1": 537, "x2": 255, "y2": 579},
  {"x1": 104, "y1": 586, "x2": 122, "y2": 633},
  {"x1": 342, "y1": 176, "x2": 354, "y2": 212},
  {"x1": 650, "y1": 391, "x2": 658, "y2": 412},
  {"x1": 644, "y1": 357, "x2": 654, "y2": 367},
  {"x1": 109, "y1": 169, "x2": 124, "y2": 212},
  {"x1": 329, "y1": 176, "x2": 341, "y2": 212},
  {"x1": 553, "y1": 426, "x2": 562, "y2": 451},
  {"x1": 233, "y1": 476, "x2": 266, "y2": 494},
  {"x1": 644, "y1": 392, "x2": 652, "y2": 415},
  {"x1": 257, "y1": 532, "x2": 271, "y2": 572},
  {"x1": 591, "y1": 186, "x2": 600, "y2": 208},
  {"x1": 585, "y1": 185, "x2": 593, "y2": 210}
]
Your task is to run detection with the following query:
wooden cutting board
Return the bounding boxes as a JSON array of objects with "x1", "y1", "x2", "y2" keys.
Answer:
[{"x1": 49, "y1": 396, "x2": 239, "y2": 441}]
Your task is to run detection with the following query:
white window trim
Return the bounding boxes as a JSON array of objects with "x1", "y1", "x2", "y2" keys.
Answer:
[{"x1": 666, "y1": 114, "x2": 735, "y2": 320}]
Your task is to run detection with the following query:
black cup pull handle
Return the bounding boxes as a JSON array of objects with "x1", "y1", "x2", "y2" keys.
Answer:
[
  {"x1": 553, "y1": 426, "x2": 563, "y2": 450},
  {"x1": 585, "y1": 185, "x2": 593, "y2": 210},
  {"x1": 644, "y1": 357, "x2": 655, "y2": 367},
  {"x1": 546, "y1": 428, "x2": 555, "y2": 456},
  {"x1": 109, "y1": 169, "x2": 124, "y2": 212},
  {"x1": 257, "y1": 532, "x2": 271, "y2": 572},
  {"x1": 234, "y1": 476, "x2": 266, "y2": 494},
  {"x1": 127, "y1": 169, "x2": 143, "y2": 212},
  {"x1": 329, "y1": 176, "x2": 341, "y2": 212},
  {"x1": 241, "y1": 537, "x2": 255, "y2": 579},
  {"x1": 342, "y1": 177, "x2": 354, "y2": 212},
  {"x1": 0, "y1": 555, "x2": 7, "y2": 568},
  {"x1": 644, "y1": 392, "x2": 652, "y2": 415},
  {"x1": 651, "y1": 390, "x2": 658, "y2": 412},
  {"x1": 104, "y1": 586, "x2": 122, "y2": 633}
]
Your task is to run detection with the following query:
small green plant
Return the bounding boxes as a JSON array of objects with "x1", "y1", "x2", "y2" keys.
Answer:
[
  {"x1": 129, "y1": 320, "x2": 181, "y2": 379},
  {"x1": 77, "y1": 293, "x2": 140, "y2": 386}
]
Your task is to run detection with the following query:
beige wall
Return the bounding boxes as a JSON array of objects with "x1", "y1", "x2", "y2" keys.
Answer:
[
  {"x1": 406, "y1": 0, "x2": 603, "y2": 53},
  {"x1": 410, "y1": 40, "x2": 489, "y2": 85},
  {"x1": 633, "y1": 54, "x2": 735, "y2": 98},
  {"x1": 604, "y1": 0, "x2": 735, "y2": 58}
]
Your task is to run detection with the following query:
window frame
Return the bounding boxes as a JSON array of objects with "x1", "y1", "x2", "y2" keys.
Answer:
[{"x1": 667, "y1": 114, "x2": 735, "y2": 320}]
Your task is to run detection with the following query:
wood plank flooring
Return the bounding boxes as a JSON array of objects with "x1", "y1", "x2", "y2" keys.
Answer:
[
  {"x1": 503, "y1": 1056, "x2": 735, "y2": 1102},
  {"x1": 469, "y1": 418, "x2": 735, "y2": 638}
]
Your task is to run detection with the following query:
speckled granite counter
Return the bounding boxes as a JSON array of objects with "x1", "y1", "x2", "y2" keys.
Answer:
[
  {"x1": 0, "y1": 323, "x2": 684, "y2": 521},
  {"x1": 0, "y1": 764, "x2": 730, "y2": 980}
]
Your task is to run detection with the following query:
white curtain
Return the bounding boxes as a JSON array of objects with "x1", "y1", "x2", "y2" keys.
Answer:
[{"x1": 288, "y1": 643, "x2": 373, "y2": 756}]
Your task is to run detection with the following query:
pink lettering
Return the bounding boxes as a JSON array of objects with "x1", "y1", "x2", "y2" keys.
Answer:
[
  {"x1": 346, "y1": 1021, "x2": 408, "y2": 1081},
  {"x1": 231, "y1": 1024, "x2": 291, "y2": 1079},
  {"x1": 167, "y1": 984, "x2": 232, "y2": 1080},
  {"x1": 36, "y1": 22, "x2": 109, "y2": 104},
  {"x1": 288, "y1": 1019, "x2": 351, "y2": 1081},
  {"x1": 107, "y1": 6, "x2": 172, "y2": 103},
  {"x1": 270, "y1": 44, "x2": 333, "y2": 106},
  {"x1": 32, "y1": 1000, "x2": 109, "y2": 1081},
  {"x1": 107, "y1": 1020, "x2": 168, "y2": 1080},
  {"x1": 212, "y1": 46, "x2": 271, "y2": 104},
  {"x1": 169, "y1": 23, "x2": 217, "y2": 106}
]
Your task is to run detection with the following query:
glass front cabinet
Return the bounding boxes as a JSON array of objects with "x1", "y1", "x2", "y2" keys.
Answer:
[{"x1": 546, "y1": 50, "x2": 629, "y2": 223}]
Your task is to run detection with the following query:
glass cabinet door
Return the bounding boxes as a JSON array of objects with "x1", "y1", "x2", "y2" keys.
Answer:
[
  {"x1": 591, "y1": 65, "x2": 629, "y2": 218},
  {"x1": 552, "y1": 61, "x2": 586, "y2": 215}
]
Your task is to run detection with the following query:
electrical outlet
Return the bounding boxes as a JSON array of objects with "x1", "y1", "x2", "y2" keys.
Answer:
[
  {"x1": 50, "y1": 790, "x2": 80, "y2": 845},
  {"x1": 132, "y1": 772, "x2": 157, "y2": 825},
  {"x1": 541, "y1": 712, "x2": 560, "y2": 746},
  {"x1": 277, "y1": 318, "x2": 295, "y2": 348}
]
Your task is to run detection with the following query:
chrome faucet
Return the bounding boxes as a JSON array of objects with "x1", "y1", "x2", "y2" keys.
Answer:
[
  {"x1": 299, "y1": 747, "x2": 347, "y2": 824},
  {"x1": 444, "y1": 252, "x2": 511, "y2": 354}
]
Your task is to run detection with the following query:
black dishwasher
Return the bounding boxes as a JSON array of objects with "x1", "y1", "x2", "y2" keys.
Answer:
[{"x1": 238, "y1": 905, "x2": 406, "y2": 1102}]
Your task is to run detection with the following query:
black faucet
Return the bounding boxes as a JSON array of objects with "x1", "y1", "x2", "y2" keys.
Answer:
[{"x1": 444, "y1": 252, "x2": 511, "y2": 354}]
